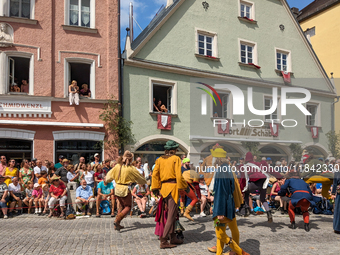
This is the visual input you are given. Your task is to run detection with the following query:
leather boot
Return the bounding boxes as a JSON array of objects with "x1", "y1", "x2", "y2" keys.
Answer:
[
  {"x1": 266, "y1": 210, "x2": 273, "y2": 223},
  {"x1": 114, "y1": 213, "x2": 125, "y2": 231},
  {"x1": 170, "y1": 233, "x2": 183, "y2": 245},
  {"x1": 183, "y1": 204, "x2": 194, "y2": 221},
  {"x1": 244, "y1": 208, "x2": 250, "y2": 217},
  {"x1": 304, "y1": 223, "x2": 310, "y2": 232},
  {"x1": 288, "y1": 221, "x2": 296, "y2": 229},
  {"x1": 180, "y1": 202, "x2": 185, "y2": 215},
  {"x1": 280, "y1": 207, "x2": 284, "y2": 215},
  {"x1": 160, "y1": 237, "x2": 177, "y2": 249}
]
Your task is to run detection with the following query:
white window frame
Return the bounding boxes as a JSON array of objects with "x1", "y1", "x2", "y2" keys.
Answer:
[
  {"x1": 275, "y1": 48, "x2": 292, "y2": 72},
  {"x1": 149, "y1": 78, "x2": 177, "y2": 115},
  {"x1": 305, "y1": 102, "x2": 320, "y2": 127},
  {"x1": 64, "y1": 0, "x2": 95, "y2": 28},
  {"x1": 0, "y1": 0, "x2": 35, "y2": 18},
  {"x1": 239, "y1": 0, "x2": 255, "y2": 20},
  {"x1": 211, "y1": 91, "x2": 231, "y2": 119},
  {"x1": 64, "y1": 57, "x2": 95, "y2": 99},
  {"x1": 195, "y1": 28, "x2": 218, "y2": 58},
  {"x1": 239, "y1": 39, "x2": 258, "y2": 65},
  {"x1": 263, "y1": 95, "x2": 281, "y2": 123},
  {"x1": 0, "y1": 51, "x2": 34, "y2": 95}
]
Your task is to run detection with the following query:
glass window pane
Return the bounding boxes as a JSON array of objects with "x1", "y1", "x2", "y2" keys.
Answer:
[
  {"x1": 277, "y1": 53, "x2": 281, "y2": 59},
  {"x1": 199, "y1": 35, "x2": 204, "y2": 41},
  {"x1": 248, "y1": 58, "x2": 253, "y2": 64},
  {"x1": 241, "y1": 57, "x2": 246, "y2": 63},
  {"x1": 282, "y1": 54, "x2": 287, "y2": 60},
  {"x1": 22, "y1": 0, "x2": 30, "y2": 18},
  {"x1": 247, "y1": 46, "x2": 252, "y2": 52},
  {"x1": 207, "y1": 43, "x2": 212, "y2": 50},
  {"x1": 277, "y1": 59, "x2": 281, "y2": 64},
  {"x1": 199, "y1": 48, "x2": 205, "y2": 55},
  {"x1": 283, "y1": 60, "x2": 287, "y2": 65},
  {"x1": 70, "y1": 0, "x2": 79, "y2": 26},
  {"x1": 241, "y1": 51, "x2": 246, "y2": 57},
  {"x1": 248, "y1": 52, "x2": 252, "y2": 58},
  {"x1": 81, "y1": 0, "x2": 91, "y2": 27},
  {"x1": 241, "y1": 5, "x2": 245, "y2": 11},
  {"x1": 10, "y1": 0, "x2": 20, "y2": 17},
  {"x1": 277, "y1": 64, "x2": 281, "y2": 70},
  {"x1": 207, "y1": 50, "x2": 212, "y2": 56},
  {"x1": 199, "y1": 42, "x2": 204, "y2": 48},
  {"x1": 241, "y1": 44, "x2": 246, "y2": 50},
  {"x1": 206, "y1": 37, "x2": 212, "y2": 43}
]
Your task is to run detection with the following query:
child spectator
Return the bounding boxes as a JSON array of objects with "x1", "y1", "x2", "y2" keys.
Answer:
[
  {"x1": 32, "y1": 183, "x2": 43, "y2": 214},
  {"x1": 22, "y1": 181, "x2": 34, "y2": 214},
  {"x1": 131, "y1": 183, "x2": 150, "y2": 218},
  {"x1": 38, "y1": 171, "x2": 49, "y2": 185},
  {"x1": 80, "y1": 164, "x2": 94, "y2": 188},
  {"x1": 199, "y1": 177, "x2": 214, "y2": 217},
  {"x1": 41, "y1": 184, "x2": 50, "y2": 215}
]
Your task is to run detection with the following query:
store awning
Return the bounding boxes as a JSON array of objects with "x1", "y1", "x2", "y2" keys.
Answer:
[{"x1": 190, "y1": 135, "x2": 302, "y2": 144}]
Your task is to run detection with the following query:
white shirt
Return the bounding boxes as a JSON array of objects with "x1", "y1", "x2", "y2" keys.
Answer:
[
  {"x1": 199, "y1": 183, "x2": 209, "y2": 196},
  {"x1": 33, "y1": 166, "x2": 47, "y2": 183},
  {"x1": 137, "y1": 167, "x2": 144, "y2": 176},
  {"x1": 143, "y1": 163, "x2": 150, "y2": 177},
  {"x1": 84, "y1": 171, "x2": 94, "y2": 184},
  {"x1": 8, "y1": 183, "x2": 21, "y2": 193}
]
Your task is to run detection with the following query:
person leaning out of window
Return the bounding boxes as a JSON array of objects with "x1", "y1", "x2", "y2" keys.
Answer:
[
  {"x1": 69, "y1": 80, "x2": 79, "y2": 106},
  {"x1": 79, "y1": 84, "x2": 91, "y2": 98}
]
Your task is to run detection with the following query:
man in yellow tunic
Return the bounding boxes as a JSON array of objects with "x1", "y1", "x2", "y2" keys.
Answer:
[
  {"x1": 106, "y1": 150, "x2": 146, "y2": 231},
  {"x1": 152, "y1": 140, "x2": 188, "y2": 249}
]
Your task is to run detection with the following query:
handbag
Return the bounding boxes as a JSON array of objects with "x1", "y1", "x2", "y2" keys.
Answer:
[{"x1": 66, "y1": 204, "x2": 76, "y2": 219}]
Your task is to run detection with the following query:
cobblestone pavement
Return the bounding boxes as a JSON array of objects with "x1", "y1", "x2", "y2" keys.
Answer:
[{"x1": 0, "y1": 213, "x2": 339, "y2": 255}]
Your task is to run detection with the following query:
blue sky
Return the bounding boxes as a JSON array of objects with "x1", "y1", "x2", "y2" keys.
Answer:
[{"x1": 120, "y1": 0, "x2": 314, "y2": 48}]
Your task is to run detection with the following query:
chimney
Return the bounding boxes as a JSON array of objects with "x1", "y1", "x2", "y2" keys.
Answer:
[
  {"x1": 166, "y1": 0, "x2": 174, "y2": 8},
  {"x1": 291, "y1": 7, "x2": 299, "y2": 18},
  {"x1": 129, "y1": 2, "x2": 134, "y2": 42}
]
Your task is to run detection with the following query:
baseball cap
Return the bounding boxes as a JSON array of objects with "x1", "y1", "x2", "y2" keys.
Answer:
[
  {"x1": 94, "y1": 153, "x2": 100, "y2": 157},
  {"x1": 59, "y1": 155, "x2": 64, "y2": 159},
  {"x1": 318, "y1": 157, "x2": 323, "y2": 161},
  {"x1": 34, "y1": 183, "x2": 41, "y2": 188},
  {"x1": 239, "y1": 157, "x2": 244, "y2": 160},
  {"x1": 198, "y1": 159, "x2": 203, "y2": 164},
  {"x1": 266, "y1": 157, "x2": 272, "y2": 161},
  {"x1": 182, "y1": 158, "x2": 190, "y2": 164}
]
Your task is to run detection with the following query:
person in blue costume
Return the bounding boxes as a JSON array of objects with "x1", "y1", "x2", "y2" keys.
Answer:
[
  {"x1": 212, "y1": 157, "x2": 249, "y2": 255},
  {"x1": 331, "y1": 160, "x2": 340, "y2": 234},
  {"x1": 279, "y1": 170, "x2": 315, "y2": 232}
]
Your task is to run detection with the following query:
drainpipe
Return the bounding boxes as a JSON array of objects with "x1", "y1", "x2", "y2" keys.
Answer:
[
  {"x1": 129, "y1": 2, "x2": 133, "y2": 42},
  {"x1": 118, "y1": 0, "x2": 123, "y2": 155},
  {"x1": 331, "y1": 73, "x2": 339, "y2": 132}
]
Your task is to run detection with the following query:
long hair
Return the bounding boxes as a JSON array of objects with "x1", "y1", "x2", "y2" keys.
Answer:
[
  {"x1": 164, "y1": 149, "x2": 177, "y2": 156},
  {"x1": 116, "y1": 156, "x2": 132, "y2": 166}
]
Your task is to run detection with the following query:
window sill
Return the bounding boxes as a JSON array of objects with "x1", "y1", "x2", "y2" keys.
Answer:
[
  {"x1": 62, "y1": 25, "x2": 98, "y2": 34},
  {"x1": 238, "y1": 62, "x2": 261, "y2": 69},
  {"x1": 195, "y1": 54, "x2": 220, "y2": 61},
  {"x1": 149, "y1": 112, "x2": 178, "y2": 117},
  {"x1": 0, "y1": 16, "x2": 38, "y2": 25},
  {"x1": 306, "y1": 125, "x2": 321, "y2": 128},
  {"x1": 8, "y1": 92, "x2": 29, "y2": 95},
  {"x1": 275, "y1": 69, "x2": 294, "y2": 75},
  {"x1": 237, "y1": 16, "x2": 257, "y2": 24}
]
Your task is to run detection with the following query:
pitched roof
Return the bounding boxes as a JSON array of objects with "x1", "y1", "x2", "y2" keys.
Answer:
[
  {"x1": 131, "y1": 0, "x2": 181, "y2": 50},
  {"x1": 297, "y1": 0, "x2": 340, "y2": 22}
]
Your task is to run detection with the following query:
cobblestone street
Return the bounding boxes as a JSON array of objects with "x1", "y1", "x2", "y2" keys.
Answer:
[{"x1": 1, "y1": 213, "x2": 339, "y2": 255}]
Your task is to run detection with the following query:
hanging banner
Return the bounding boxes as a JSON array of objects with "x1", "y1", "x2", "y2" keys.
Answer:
[
  {"x1": 157, "y1": 114, "x2": 172, "y2": 130},
  {"x1": 269, "y1": 123, "x2": 279, "y2": 137},
  {"x1": 281, "y1": 71, "x2": 291, "y2": 83},
  {"x1": 218, "y1": 121, "x2": 230, "y2": 134},
  {"x1": 311, "y1": 126, "x2": 318, "y2": 138}
]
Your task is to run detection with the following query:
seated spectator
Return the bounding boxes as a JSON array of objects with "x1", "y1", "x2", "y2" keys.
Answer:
[
  {"x1": 69, "y1": 80, "x2": 79, "y2": 106},
  {"x1": 54, "y1": 159, "x2": 69, "y2": 184},
  {"x1": 21, "y1": 79, "x2": 29, "y2": 93},
  {"x1": 48, "y1": 176, "x2": 67, "y2": 218},
  {"x1": 32, "y1": 183, "x2": 43, "y2": 214},
  {"x1": 80, "y1": 164, "x2": 95, "y2": 188},
  {"x1": 136, "y1": 161, "x2": 144, "y2": 177},
  {"x1": 131, "y1": 183, "x2": 150, "y2": 218},
  {"x1": 38, "y1": 171, "x2": 49, "y2": 185},
  {"x1": 8, "y1": 177, "x2": 23, "y2": 216},
  {"x1": 22, "y1": 181, "x2": 34, "y2": 214},
  {"x1": 48, "y1": 164, "x2": 55, "y2": 181},
  {"x1": 4, "y1": 158, "x2": 18, "y2": 186},
  {"x1": 93, "y1": 164, "x2": 106, "y2": 189},
  {"x1": 271, "y1": 178, "x2": 288, "y2": 214},
  {"x1": 199, "y1": 177, "x2": 214, "y2": 217},
  {"x1": 76, "y1": 180, "x2": 95, "y2": 216},
  {"x1": 41, "y1": 184, "x2": 50, "y2": 215},
  {"x1": 96, "y1": 179, "x2": 115, "y2": 217},
  {"x1": 79, "y1": 84, "x2": 91, "y2": 97},
  {"x1": 34, "y1": 160, "x2": 47, "y2": 184},
  {"x1": 0, "y1": 175, "x2": 9, "y2": 219},
  {"x1": 67, "y1": 164, "x2": 79, "y2": 183}
]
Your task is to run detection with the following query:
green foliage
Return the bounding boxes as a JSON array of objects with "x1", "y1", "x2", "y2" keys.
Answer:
[
  {"x1": 325, "y1": 130, "x2": 340, "y2": 158},
  {"x1": 289, "y1": 143, "x2": 303, "y2": 161},
  {"x1": 241, "y1": 142, "x2": 260, "y2": 160},
  {"x1": 99, "y1": 96, "x2": 135, "y2": 151}
]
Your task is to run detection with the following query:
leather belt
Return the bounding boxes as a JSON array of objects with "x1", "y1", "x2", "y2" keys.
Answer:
[
  {"x1": 293, "y1": 190, "x2": 309, "y2": 194},
  {"x1": 161, "y1": 179, "x2": 176, "y2": 184}
]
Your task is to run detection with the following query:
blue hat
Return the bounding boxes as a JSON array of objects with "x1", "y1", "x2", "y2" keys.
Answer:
[
  {"x1": 267, "y1": 157, "x2": 272, "y2": 160},
  {"x1": 318, "y1": 158, "x2": 323, "y2": 161}
]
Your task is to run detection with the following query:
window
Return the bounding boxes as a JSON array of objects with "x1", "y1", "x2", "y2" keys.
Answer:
[
  {"x1": 9, "y1": 0, "x2": 30, "y2": 18},
  {"x1": 150, "y1": 78, "x2": 177, "y2": 114},
  {"x1": 198, "y1": 34, "x2": 213, "y2": 57},
  {"x1": 213, "y1": 93, "x2": 229, "y2": 118},
  {"x1": 264, "y1": 98, "x2": 278, "y2": 121},
  {"x1": 306, "y1": 104, "x2": 317, "y2": 126},
  {"x1": 153, "y1": 84, "x2": 173, "y2": 114},
  {"x1": 8, "y1": 56, "x2": 30, "y2": 93},
  {"x1": 239, "y1": 0, "x2": 255, "y2": 20},
  {"x1": 240, "y1": 43, "x2": 253, "y2": 64},
  {"x1": 276, "y1": 49, "x2": 291, "y2": 72},
  {"x1": 68, "y1": 0, "x2": 92, "y2": 28},
  {"x1": 195, "y1": 29, "x2": 218, "y2": 59},
  {"x1": 65, "y1": 58, "x2": 95, "y2": 99}
]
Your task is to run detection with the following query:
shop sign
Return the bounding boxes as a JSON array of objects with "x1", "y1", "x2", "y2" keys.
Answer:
[{"x1": 0, "y1": 98, "x2": 52, "y2": 117}]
